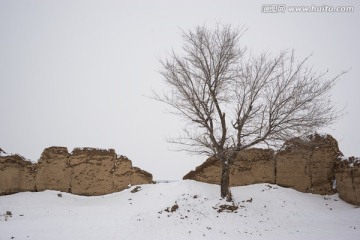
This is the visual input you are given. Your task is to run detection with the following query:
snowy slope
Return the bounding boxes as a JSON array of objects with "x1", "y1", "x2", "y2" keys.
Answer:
[{"x1": 0, "y1": 181, "x2": 359, "y2": 240}]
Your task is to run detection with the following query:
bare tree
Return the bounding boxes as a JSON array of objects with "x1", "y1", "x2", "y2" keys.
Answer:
[{"x1": 155, "y1": 24, "x2": 343, "y2": 200}]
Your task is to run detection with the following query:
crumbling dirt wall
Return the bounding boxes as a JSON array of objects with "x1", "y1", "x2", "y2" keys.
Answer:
[
  {"x1": 275, "y1": 134, "x2": 341, "y2": 195},
  {"x1": 184, "y1": 134, "x2": 360, "y2": 205},
  {"x1": 0, "y1": 147, "x2": 153, "y2": 196},
  {"x1": 335, "y1": 157, "x2": 360, "y2": 205},
  {"x1": 0, "y1": 153, "x2": 37, "y2": 195},
  {"x1": 183, "y1": 148, "x2": 275, "y2": 186}
]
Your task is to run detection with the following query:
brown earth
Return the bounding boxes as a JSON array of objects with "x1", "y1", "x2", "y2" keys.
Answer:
[
  {"x1": 275, "y1": 134, "x2": 341, "y2": 195},
  {"x1": 232, "y1": 149, "x2": 275, "y2": 186},
  {"x1": 0, "y1": 153, "x2": 37, "y2": 195},
  {"x1": 184, "y1": 148, "x2": 275, "y2": 186},
  {"x1": 1, "y1": 135, "x2": 359, "y2": 205},
  {"x1": 0, "y1": 147, "x2": 153, "y2": 196},
  {"x1": 335, "y1": 157, "x2": 360, "y2": 205},
  {"x1": 184, "y1": 134, "x2": 359, "y2": 205},
  {"x1": 35, "y1": 147, "x2": 71, "y2": 193}
]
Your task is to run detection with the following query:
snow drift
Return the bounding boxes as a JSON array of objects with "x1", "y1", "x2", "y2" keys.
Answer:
[{"x1": 0, "y1": 180, "x2": 359, "y2": 240}]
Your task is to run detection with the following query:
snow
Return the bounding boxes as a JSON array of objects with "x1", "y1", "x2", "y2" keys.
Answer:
[
  {"x1": 0, "y1": 181, "x2": 359, "y2": 240},
  {"x1": 73, "y1": 147, "x2": 112, "y2": 152},
  {"x1": 340, "y1": 156, "x2": 360, "y2": 167},
  {"x1": 0, "y1": 152, "x2": 32, "y2": 162}
]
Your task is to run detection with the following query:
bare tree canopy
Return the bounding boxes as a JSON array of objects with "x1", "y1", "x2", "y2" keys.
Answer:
[{"x1": 154, "y1": 24, "x2": 344, "y2": 199}]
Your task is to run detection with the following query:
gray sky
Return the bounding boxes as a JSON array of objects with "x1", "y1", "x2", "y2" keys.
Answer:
[{"x1": 1, "y1": 0, "x2": 359, "y2": 180}]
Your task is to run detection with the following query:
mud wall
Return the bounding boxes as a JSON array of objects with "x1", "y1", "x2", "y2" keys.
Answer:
[
  {"x1": 335, "y1": 157, "x2": 360, "y2": 205},
  {"x1": 0, "y1": 147, "x2": 153, "y2": 196},
  {"x1": 184, "y1": 134, "x2": 360, "y2": 205}
]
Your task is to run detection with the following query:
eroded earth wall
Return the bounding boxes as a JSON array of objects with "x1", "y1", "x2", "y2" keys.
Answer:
[
  {"x1": 184, "y1": 134, "x2": 360, "y2": 205},
  {"x1": 335, "y1": 157, "x2": 360, "y2": 205},
  {"x1": 0, "y1": 147, "x2": 153, "y2": 196}
]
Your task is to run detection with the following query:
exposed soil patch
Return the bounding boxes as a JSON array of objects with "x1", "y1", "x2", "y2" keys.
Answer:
[
  {"x1": 165, "y1": 203, "x2": 179, "y2": 213},
  {"x1": 131, "y1": 186, "x2": 141, "y2": 193},
  {"x1": 216, "y1": 204, "x2": 238, "y2": 213}
]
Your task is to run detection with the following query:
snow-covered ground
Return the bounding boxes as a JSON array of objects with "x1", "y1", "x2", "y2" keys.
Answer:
[{"x1": 0, "y1": 180, "x2": 359, "y2": 240}]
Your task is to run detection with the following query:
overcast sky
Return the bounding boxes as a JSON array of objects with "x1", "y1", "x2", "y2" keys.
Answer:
[{"x1": 1, "y1": 0, "x2": 359, "y2": 180}]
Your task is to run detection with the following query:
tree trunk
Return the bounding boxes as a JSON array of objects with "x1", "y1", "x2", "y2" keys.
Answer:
[
  {"x1": 220, "y1": 157, "x2": 231, "y2": 200},
  {"x1": 220, "y1": 150, "x2": 238, "y2": 201}
]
